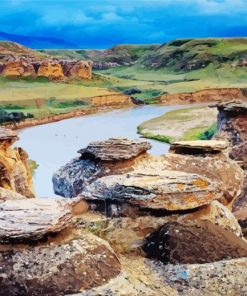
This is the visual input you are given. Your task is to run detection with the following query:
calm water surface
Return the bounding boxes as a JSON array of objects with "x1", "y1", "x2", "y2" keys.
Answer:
[{"x1": 16, "y1": 105, "x2": 186, "y2": 197}]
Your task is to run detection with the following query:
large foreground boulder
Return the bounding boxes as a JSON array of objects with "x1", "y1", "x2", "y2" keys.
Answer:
[
  {"x1": 0, "y1": 197, "x2": 121, "y2": 295},
  {"x1": 143, "y1": 220, "x2": 247, "y2": 264},
  {"x1": 0, "y1": 231, "x2": 121, "y2": 296}
]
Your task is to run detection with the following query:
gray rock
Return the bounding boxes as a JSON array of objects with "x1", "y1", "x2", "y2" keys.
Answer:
[
  {"x1": 53, "y1": 158, "x2": 103, "y2": 198},
  {"x1": 0, "y1": 198, "x2": 72, "y2": 242},
  {"x1": 78, "y1": 137, "x2": 151, "y2": 161},
  {"x1": 82, "y1": 170, "x2": 222, "y2": 211}
]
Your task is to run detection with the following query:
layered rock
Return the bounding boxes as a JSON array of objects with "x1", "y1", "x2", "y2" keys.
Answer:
[
  {"x1": 53, "y1": 138, "x2": 222, "y2": 212},
  {"x1": 78, "y1": 137, "x2": 152, "y2": 161},
  {"x1": 0, "y1": 198, "x2": 72, "y2": 242},
  {"x1": 157, "y1": 88, "x2": 247, "y2": 105},
  {"x1": 0, "y1": 57, "x2": 93, "y2": 81},
  {"x1": 143, "y1": 220, "x2": 247, "y2": 264},
  {"x1": 53, "y1": 138, "x2": 151, "y2": 198},
  {"x1": 60, "y1": 59, "x2": 93, "y2": 80},
  {"x1": 213, "y1": 101, "x2": 247, "y2": 213},
  {"x1": 0, "y1": 127, "x2": 35, "y2": 198},
  {"x1": 0, "y1": 195, "x2": 121, "y2": 295},
  {"x1": 91, "y1": 94, "x2": 134, "y2": 107},
  {"x1": 82, "y1": 171, "x2": 221, "y2": 211},
  {"x1": 36, "y1": 60, "x2": 65, "y2": 80},
  {"x1": 1, "y1": 58, "x2": 35, "y2": 77},
  {"x1": 164, "y1": 140, "x2": 243, "y2": 207}
]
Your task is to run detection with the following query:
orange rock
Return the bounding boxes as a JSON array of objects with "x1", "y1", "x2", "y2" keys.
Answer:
[
  {"x1": 37, "y1": 61, "x2": 65, "y2": 80},
  {"x1": 2, "y1": 58, "x2": 35, "y2": 77}
]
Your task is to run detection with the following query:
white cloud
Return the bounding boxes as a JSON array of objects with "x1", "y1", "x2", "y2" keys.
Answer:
[
  {"x1": 41, "y1": 11, "x2": 94, "y2": 26},
  {"x1": 101, "y1": 12, "x2": 124, "y2": 22}
]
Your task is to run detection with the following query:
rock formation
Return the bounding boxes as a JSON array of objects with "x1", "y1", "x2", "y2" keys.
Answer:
[
  {"x1": 53, "y1": 138, "x2": 224, "y2": 212},
  {"x1": 36, "y1": 60, "x2": 65, "y2": 80},
  {"x1": 0, "y1": 127, "x2": 35, "y2": 198},
  {"x1": 0, "y1": 196, "x2": 121, "y2": 295},
  {"x1": 163, "y1": 140, "x2": 243, "y2": 207},
  {"x1": 91, "y1": 94, "x2": 134, "y2": 107},
  {"x1": 213, "y1": 101, "x2": 247, "y2": 213},
  {"x1": 2, "y1": 58, "x2": 36, "y2": 77},
  {"x1": 60, "y1": 59, "x2": 93, "y2": 80},
  {"x1": 157, "y1": 88, "x2": 247, "y2": 105},
  {"x1": 2, "y1": 126, "x2": 247, "y2": 294},
  {"x1": 0, "y1": 57, "x2": 93, "y2": 81}
]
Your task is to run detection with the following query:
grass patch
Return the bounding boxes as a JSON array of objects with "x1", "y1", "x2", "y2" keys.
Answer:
[{"x1": 183, "y1": 123, "x2": 218, "y2": 140}]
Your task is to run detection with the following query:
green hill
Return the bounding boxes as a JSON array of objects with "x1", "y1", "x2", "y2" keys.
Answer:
[
  {"x1": 40, "y1": 44, "x2": 159, "y2": 65},
  {"x1": 140, "y1": 38, "x2": 247, "y2": 72},
  {"x1": 0, "y1": 41, "x2": 47, "y2": 61}
]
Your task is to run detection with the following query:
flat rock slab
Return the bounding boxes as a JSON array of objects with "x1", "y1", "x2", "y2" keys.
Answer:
[
  {"x1": 0, "y1": 231, "x2": 121, "y2": 296},
  {"x1": 82, "y1": 170, "x2": 221, "y2": 211},
  {"x1": 0, "y1": 187, "x2": 27, "y2": 202},
  {"x1": 0, "y1": 127, "x2": 18, "y2": 141},
  {"x1": 0, "y1": 198, "x2": 73, "y2": 242},
  {"x1": 216, "y1": 100, "x2": 247, "y2": 114},
  {"x1": 170, "y1": 140, "x2": 228, "y2": 153},
  {"x1": 143, "y1": 220, "x2": 247, "y2": 264},
  {"x1": 78, "y1": 137, "x2": 151, "y2": 161}
]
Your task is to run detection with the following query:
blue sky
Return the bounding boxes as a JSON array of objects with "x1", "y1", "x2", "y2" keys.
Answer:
[{"x1": 0, "y1": 0, "x2": 247, "y2": 48}]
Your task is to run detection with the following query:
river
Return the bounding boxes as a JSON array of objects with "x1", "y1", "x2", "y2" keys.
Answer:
[{"x1": 16, "y1": 104, "x2": 187, "y2": 197}]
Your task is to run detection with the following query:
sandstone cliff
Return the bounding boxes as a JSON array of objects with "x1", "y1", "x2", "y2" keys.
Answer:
[
  {"x1": 0, "y1": 57, "x2": 93, "y2": 80},
  {"x1": 157, "y1": 88, "x2": 247, "y2": 105},
  {"x1": 0, "y1": 127, "x2": 35, "y2": 198},
  {"x1": 91, "y1": 94, "x2": 134, "y2": 107}
]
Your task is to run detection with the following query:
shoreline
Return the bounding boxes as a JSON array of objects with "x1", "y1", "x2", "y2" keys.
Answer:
[{"x1": 3, "y1": 104, "x2": 134, "y2": 131}]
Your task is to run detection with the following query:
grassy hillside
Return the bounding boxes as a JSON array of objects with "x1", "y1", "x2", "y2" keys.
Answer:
[
  {"x1": 40, "y1": 44, "x2": 159, "y2": 65},
  {"x1": 0, "y1": 41, "x2": 47, "y2": 60}
]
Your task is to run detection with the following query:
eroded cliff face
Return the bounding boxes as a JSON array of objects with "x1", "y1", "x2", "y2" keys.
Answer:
[
  {"x1": 158, "y1": 88, "x2": 247, "y2": 105},
  {"x1": 213, "y1": 101, "x2": 247, "y2": 214},
  {"x1": 0, "y1": 127, "x2": 35, "y2": 198},
  {"x1": 0, "y1": 57, "x2": 93, "y2": 80},
  {"x1": 2, "y1": 58, "x2": 36, "y2": 77},
  {"x1": 91, "y1": 94, "x2": 134, "y2": 107}
]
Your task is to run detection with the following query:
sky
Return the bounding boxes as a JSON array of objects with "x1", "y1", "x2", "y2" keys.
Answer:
[{"x1": 0, "y1": 0, "x2": 247, "y2": 48}]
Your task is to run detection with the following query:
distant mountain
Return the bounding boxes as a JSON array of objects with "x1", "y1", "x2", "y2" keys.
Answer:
[{"x1": 0, "y1": 31, "x2": 78, "y2": 49}]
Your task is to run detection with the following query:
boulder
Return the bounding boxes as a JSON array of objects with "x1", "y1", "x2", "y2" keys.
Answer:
[
  {"x1": 53, "y1": 157, "x2": 103, "y2": 198},
  {"x1": 82, "y1": 170, "x2": 221, "y2": 211},
  {"x1": 179, "y1": 200, "x2": 243, "y2": 237},
  {"x1": 53, "y1": 138, "x2": 151, "y2": 198},
  {"x1": 0, "y1": 231, "x2": 121, "y2": 296},
  {"x1": 78, "y1": 137, "x2": 151, "y2": 161},
  {"x1": 143, "y1": 220, "x2": 247, "y2": 264},
  {"x1": 0, "y1": 198, "x2": 73, "y2": 242},
  {"x1": 164, "y1": 140, "x2": 243, "y2": 207}
]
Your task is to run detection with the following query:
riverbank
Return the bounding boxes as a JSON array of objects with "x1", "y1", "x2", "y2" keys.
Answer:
[
  {"x1": 138, "y1": 106, "x2": 218, "y2": 143},
  {"x1": 4, "y1": 93, "x2": 134, "y2": 130}
]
